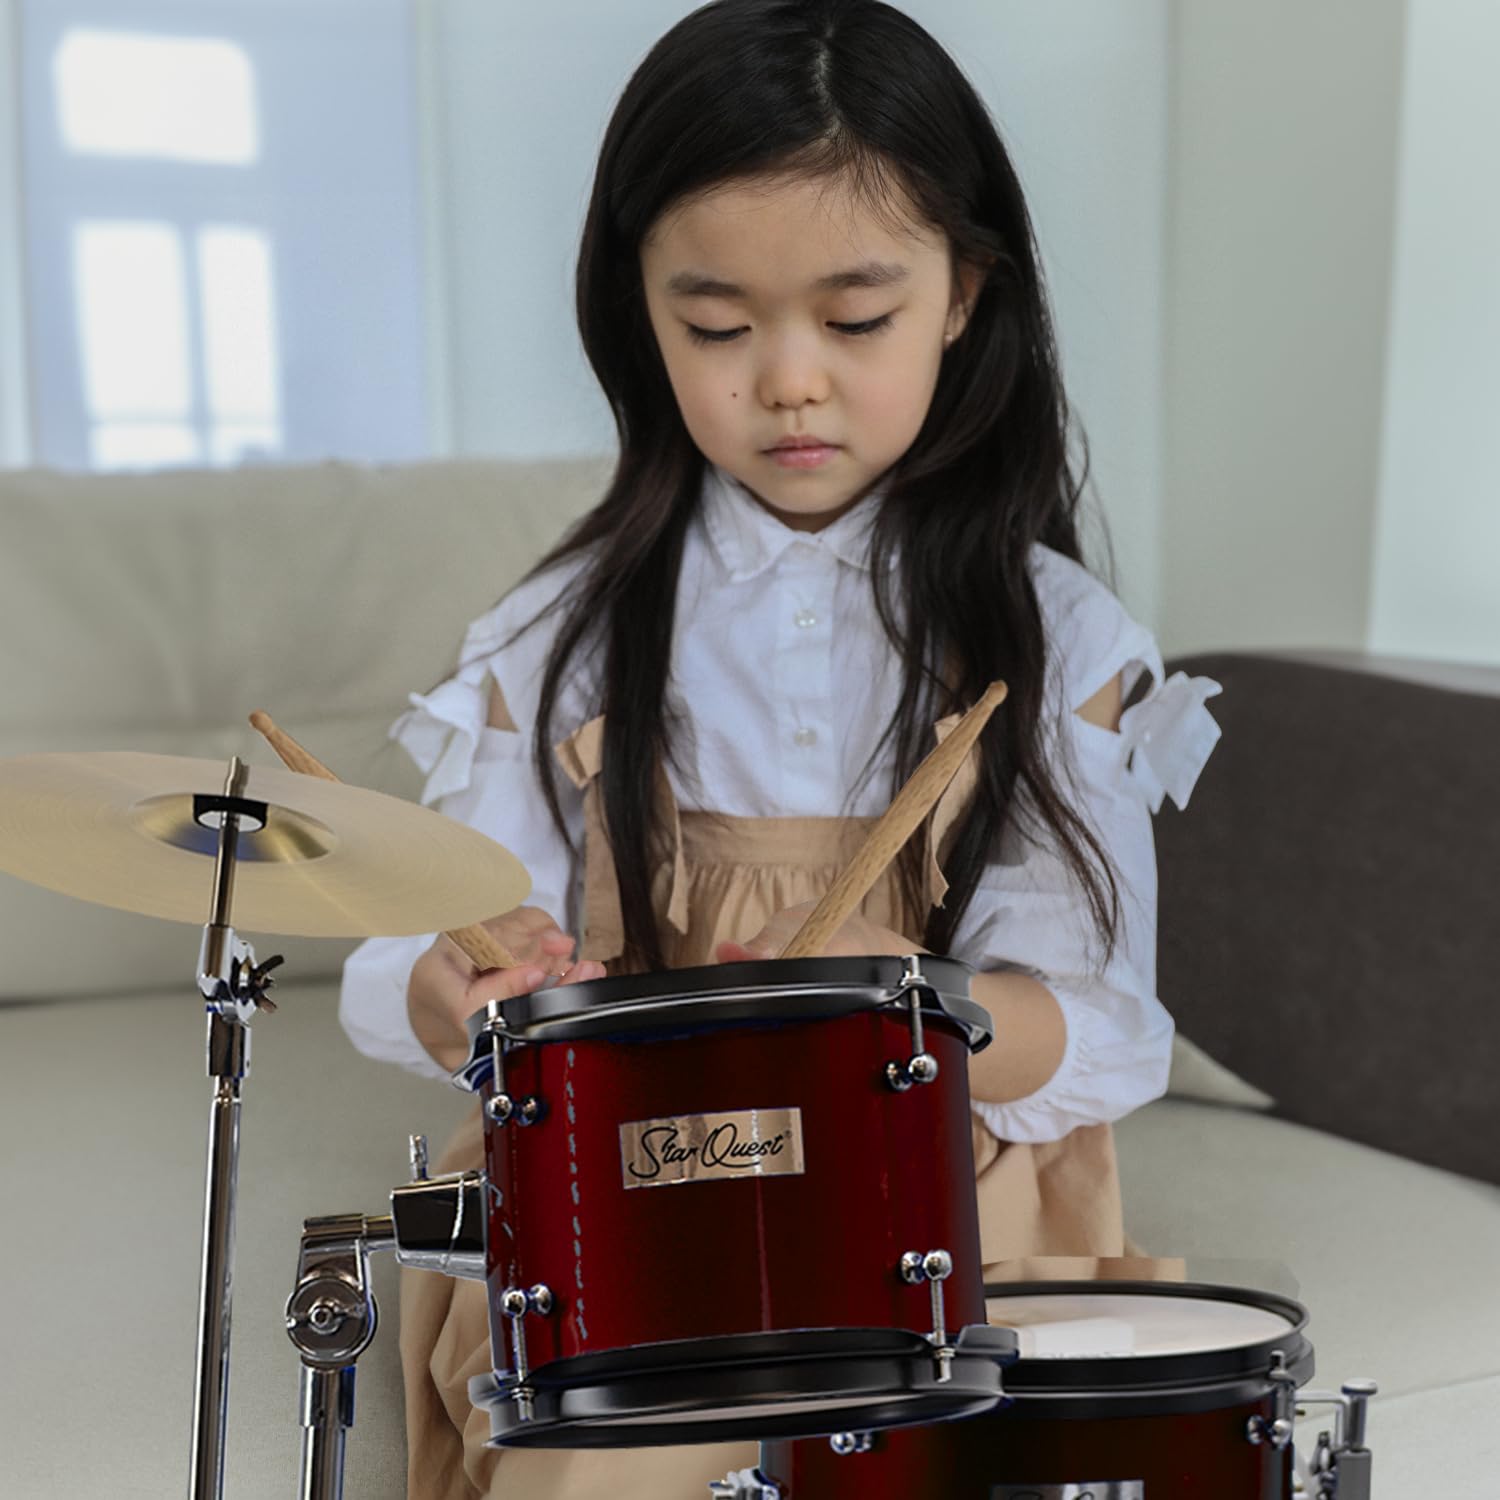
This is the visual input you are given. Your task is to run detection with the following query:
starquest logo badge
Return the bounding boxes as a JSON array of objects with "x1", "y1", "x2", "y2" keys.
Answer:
[{"x1": 619, "y1": 1107, "x2": 805, "y2": 1189}]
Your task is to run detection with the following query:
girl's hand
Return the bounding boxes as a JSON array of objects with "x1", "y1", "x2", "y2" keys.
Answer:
[
  {"x1": 408, "y1": 907, "x2": 607, "y2": 1071},
  {"x1": 715, "y1": 902, "x2": 924, "y2": 963}
]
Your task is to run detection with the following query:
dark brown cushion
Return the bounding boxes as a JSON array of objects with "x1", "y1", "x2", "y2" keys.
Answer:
[{"x1": 1156, "y1": 653, "x2": 1500, "y2": 1186}]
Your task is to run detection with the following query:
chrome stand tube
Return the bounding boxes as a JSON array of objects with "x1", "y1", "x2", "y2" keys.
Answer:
[
  {"x1": 298, "y1": 1366, "x2": 356, "y2": 1500},
  {"x1": 190, "y1": 1029, "x2": 247, "y2": 1500},
  {"x1": 187, "y1": 756, "x2": 280, "y2": 1500}
]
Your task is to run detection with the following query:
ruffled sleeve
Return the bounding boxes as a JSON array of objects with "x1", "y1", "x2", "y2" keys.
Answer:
[
  {"x1": 952, "y1": 546, "x2": 1223, "y2": 1143},
  {"x1": 337, "y1": 567, "x2": 593, "y2": 1080},
  {"x1": 390, "y1": 607, "x2": 524, "y2": 807}
]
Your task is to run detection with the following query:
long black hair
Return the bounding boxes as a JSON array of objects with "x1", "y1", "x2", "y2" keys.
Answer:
[{"x1": 464, "y1": 0, "x2": 1121, "y2": 973}]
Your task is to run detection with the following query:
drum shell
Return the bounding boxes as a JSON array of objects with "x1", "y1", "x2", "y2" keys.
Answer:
[
  {"x1": 761, "y1": 1281, "x2": 1314, "y2": 1499},
  {"x1": 480, "y1": 1008, "x2": 984, "y2": 1371},
  {"x1": 763, "y1": 1401, "x2": 1294, "y2": 1498}
]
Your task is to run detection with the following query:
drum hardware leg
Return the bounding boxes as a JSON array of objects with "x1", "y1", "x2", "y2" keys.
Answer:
[
  {"x1": 190, "y1": 756, "x2": 284, "y2": 1500},
  {"x1": 900, "y1": 1247, "x2": 955, "y2": 1381},
  {"x1": 828, "y1": 1431, "x2": 874, "y2": 1455},
  {"x1": 886, "y1": 958, "x2": 940, "y2": 1090},
  {"x1": 498, "y1": 1283, "x2": 555, "y2": 1423},
  {"x1": 472, "y1": 1005, "x2": 545, "y2": 1125},
  {"x1": 1246, "y1": 1347, "x2": 1299, "y2": 1450},
  {"x1": 1293, "y1": 1379, "x2": 1379, "y2": 1500},
  {"x1": 283, "y1": 1212, "x2": 396, "y2": 1500},
  {"x1": 708, "y1": 1468, "x2": 782, "y2": 1499}
]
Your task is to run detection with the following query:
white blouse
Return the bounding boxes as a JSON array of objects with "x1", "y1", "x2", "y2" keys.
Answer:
[{"x1": 339, "y1": 462, "x2": 1223, "y2": 1144}]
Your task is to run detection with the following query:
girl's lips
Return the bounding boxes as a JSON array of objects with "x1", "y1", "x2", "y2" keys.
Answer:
[{"x1": 767, "y1": 445, "x2": 839, "y2": 469}]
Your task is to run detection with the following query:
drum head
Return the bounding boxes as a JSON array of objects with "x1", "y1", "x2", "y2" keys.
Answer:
[{"x1": 984, "y1": 1281, "x2": 1314, "y2": 1414}]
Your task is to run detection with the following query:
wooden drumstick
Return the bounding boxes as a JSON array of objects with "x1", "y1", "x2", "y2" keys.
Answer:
[
  {"x1": 776, "y1": 680, "x2": 1008, "y2": 959},
  {"x1": 247, "y1": 710, "x2": 523, "y2": 972}
]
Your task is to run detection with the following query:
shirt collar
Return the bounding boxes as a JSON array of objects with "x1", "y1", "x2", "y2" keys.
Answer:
[{"x1": 699, "y1": 461, "x2": 895, "y2": 583}]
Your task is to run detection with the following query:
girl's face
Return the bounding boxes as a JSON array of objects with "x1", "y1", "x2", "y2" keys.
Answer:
[{"x1": 641, "y1": 172, "x2": 983, "y2": 532}]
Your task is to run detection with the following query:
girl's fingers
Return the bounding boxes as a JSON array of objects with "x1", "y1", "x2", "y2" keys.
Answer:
[
  {"x1": 716, "y1": 940, "x2": 763, "y2": 964},
  {"x1": 465, "y1": 964, "x2": 550, "y2": 1010}
]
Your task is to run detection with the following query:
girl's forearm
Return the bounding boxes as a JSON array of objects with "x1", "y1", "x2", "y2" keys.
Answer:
[
  {"x1": 848, "y1": 920, "x2": 1069, "y2": 1105},
  {"x1": 964, "y1": 967, "x2": 1068, "y2": 1104}
]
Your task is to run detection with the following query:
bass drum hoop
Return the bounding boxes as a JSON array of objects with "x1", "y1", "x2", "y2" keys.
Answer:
[{"x1": 982, "y1": 1279, "x2": 1315, "y2": 1419}]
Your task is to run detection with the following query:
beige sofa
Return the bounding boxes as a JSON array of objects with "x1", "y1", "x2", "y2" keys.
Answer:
[{"x1": 1, "y1": 456, "x2": 1495, "y2": 1496}]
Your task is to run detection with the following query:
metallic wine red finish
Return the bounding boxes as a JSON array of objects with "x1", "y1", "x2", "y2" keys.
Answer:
[
  {"x1": 762, "y1": 1402, "x2": 1296, "y2": 1498},
  {"x1": 479, "y1": 1008, "x2": 984, "y2": 1373}
]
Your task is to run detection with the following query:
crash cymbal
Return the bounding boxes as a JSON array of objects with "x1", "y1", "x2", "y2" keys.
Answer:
[{"x1": 0, "y1": 751, "x2": 530, "y2": 937}]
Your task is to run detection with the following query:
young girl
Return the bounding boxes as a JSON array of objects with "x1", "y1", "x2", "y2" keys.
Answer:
[{"x1": 341, "y1": 2, "x2": 1222, "y2": 1495}]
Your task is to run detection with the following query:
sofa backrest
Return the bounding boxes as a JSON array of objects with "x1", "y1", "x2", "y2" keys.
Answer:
[
  {"x1": 1157, "y1": 650, "x2": 1500, "y2": 1185},
  {"x1": 0, "y1": 455, "x2": 611, "y2": 1000}
]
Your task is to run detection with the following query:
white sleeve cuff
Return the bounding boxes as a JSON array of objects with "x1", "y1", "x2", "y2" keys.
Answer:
[
  {"x1": 338, "y1": 932, "x2": 454, "y2": 1083},
  {"x1": 969, "y1": 975, "x2": 1175, "y2": 1143}
]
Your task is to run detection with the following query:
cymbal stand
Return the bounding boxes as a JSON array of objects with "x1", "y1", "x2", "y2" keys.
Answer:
[{"x1": 190, "y1": 756, "x2": 284, "y2": 1500}]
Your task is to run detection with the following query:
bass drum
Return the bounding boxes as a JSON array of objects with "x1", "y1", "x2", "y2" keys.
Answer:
[{"x1": 757, "y1": 1280, "x2": 1316, "y2": 1499}]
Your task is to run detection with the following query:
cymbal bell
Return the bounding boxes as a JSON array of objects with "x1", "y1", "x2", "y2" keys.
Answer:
[{"x1": 0, "y1": 751, "x2": 531, "y2": 938}]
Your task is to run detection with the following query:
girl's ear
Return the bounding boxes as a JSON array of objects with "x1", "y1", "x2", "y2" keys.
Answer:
[{"x1": 947, "y1": 256, "x2": 994, "y2": 343}]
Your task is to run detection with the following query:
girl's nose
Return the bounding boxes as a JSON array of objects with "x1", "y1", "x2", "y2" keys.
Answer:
[{"x1": 759, "y1": 346, "x2": 830, "y2": 412}]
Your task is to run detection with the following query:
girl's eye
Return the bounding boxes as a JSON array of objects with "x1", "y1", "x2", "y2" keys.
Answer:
[{"x1": 685, "y1": 314, "x2": 895, "y2": 347}]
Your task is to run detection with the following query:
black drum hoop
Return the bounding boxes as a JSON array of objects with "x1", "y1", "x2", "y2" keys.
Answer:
[
  {"x1": 469, "y1": 1324, "x2": 1015, "y2": 1449},
  {"x1": 981, "y1": 1279, "x2": 1315, "y2": 1416},
  {"x1": 462, "y1": 954, "x2": 994, "y2": 1056}
]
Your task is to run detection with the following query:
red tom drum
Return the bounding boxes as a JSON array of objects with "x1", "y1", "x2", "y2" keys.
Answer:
[{"x1": 454, "y1": 955, "x2": 1015, "y2": 1448}]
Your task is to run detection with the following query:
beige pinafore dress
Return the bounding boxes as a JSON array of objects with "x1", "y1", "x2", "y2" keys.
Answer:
[{"x1": 398, "y1": 715, "x2": 1130, "y2": 1500}]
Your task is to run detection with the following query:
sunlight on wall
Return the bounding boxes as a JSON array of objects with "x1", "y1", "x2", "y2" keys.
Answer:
[
  {"x1": 58, "y1": 30, "x2": 281, "y2": 470},
  {"x1": 55, "y1": 29, "x2": 258, "y2": 165}
]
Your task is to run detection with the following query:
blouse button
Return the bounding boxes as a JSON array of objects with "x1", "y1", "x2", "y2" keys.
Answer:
[
  {"x1": 793, "y1": 728, "x2": 818, "y2": 748},
  {"x1": 794, "y1": 609, "x2": 818, "y2": 629}
]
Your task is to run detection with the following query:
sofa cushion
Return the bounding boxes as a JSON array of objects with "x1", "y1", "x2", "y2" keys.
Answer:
[
  {"x1": 0, "y1": 978, "x2": 473, "y2": 1497},
  {"x1": 1157, "y1": 652, "x2": 1500, "y2": 1185},
  {"x1": 1117, "y1": 1097, "x2": 1500, "y2": 1402},
  {"x1": 1167, "y1": 1032, "x2": 1274, "y2": 1109},
  {"x1": 0, "y1": 456, "x2": 610, "y2": 1001}
]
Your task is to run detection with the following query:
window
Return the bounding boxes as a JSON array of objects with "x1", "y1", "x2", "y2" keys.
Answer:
[{"x1": 18, "y1": 1, "x2": 432, "y2": 471}]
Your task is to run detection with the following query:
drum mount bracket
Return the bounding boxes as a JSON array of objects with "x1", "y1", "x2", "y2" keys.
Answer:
[
  {"x1": 1295, "y1": 1378, "x2": 1379, "y2": 1500},
  {"x1": 282, "y1": 1139, "x2": 490, "y2": 1500},
  {"x1": 1248, "y1": 1351, "x2": 1377, "y2": 1500},
  {"x1": 284, "y1": 1211, "x2": 395, "y2": 1500}
]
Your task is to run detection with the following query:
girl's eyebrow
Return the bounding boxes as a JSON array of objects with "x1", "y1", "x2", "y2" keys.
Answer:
[{"x1": 665, "y1": 261, "x2": 911, "y2": 300}]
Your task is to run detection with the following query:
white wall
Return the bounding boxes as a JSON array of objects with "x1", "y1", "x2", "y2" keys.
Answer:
[
  {"x1": 1368, "y1": 0, "x2": 1500, "y2": 665},
  {"x1": 1160, "y1": 0, "x2": 1408, "y2": 658},
  {"x1": 422, "y1": 0, "x2": 1169, "y2": 625},
  {"x1": 0, "y1": 0, "x2": 30, "y2": 467}
]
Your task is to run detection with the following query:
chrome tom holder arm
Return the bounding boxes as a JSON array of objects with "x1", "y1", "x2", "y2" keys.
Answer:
[{"x1": 285, "y1": 1137, "x2": 488, "y2": 1500}]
